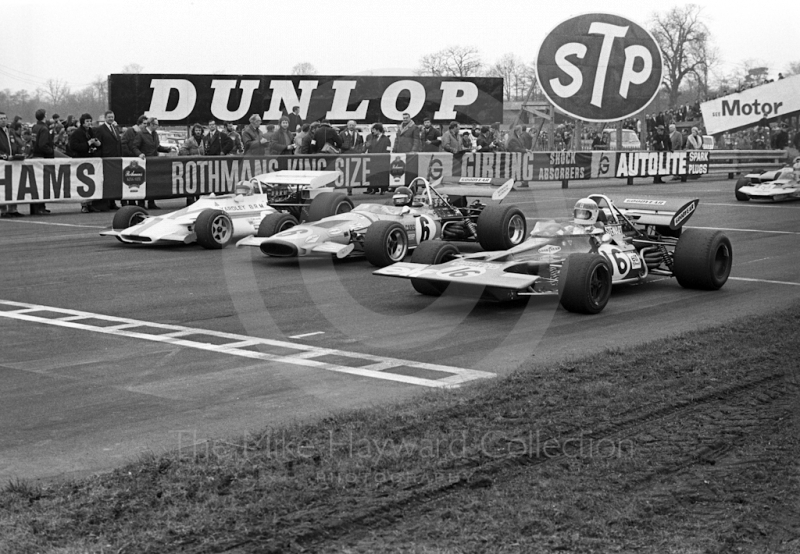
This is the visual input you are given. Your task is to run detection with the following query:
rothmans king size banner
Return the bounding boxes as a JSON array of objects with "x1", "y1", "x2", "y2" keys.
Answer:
[
  {"x1": 700, "y1": 74, "x2": 800, "y2": 135},
  {"x1": 108, "y1": 74, "x2": 504, "y2": 126}
]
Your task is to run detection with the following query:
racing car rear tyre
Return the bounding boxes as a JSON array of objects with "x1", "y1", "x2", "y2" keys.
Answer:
[
  {"x1": 364, "y1": 221, "x2": 409, "y2": 267},
  {"x1": 558, "y1": 254, "x2": 612, "y2": 314},
  {"x1": 476, "y1": 205, "x2": 527, "y2": 250},
  {"x1": 734, "y1": 177, "x2": 751, "y2": 201},
  {"x1": 673, "y1": 229, "x2": 732, "y2": 290},
  {"x1": 195, "y1": 209, "x2": 234, "y2": 249},
  {"x1": 112, "y1": 205, "x2": 148, "y2": 230},
  {"x1": 306, "y1": 192, "x2": 354, "y2": 221},
  {"x1": 409, "y1": 240, "x2": 460, "y2": 296},
  {"x1": 256, "y1": 213, "x2": 298, "y2": 237}
]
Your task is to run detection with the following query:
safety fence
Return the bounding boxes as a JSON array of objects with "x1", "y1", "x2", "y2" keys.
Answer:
[{"x1": 0, "y1": 149, "x2": 788, "y2": 205}]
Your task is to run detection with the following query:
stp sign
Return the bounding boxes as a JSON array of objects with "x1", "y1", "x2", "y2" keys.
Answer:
[{"x1": 536, "y1": 13, "x2": 663, "y2": 122}]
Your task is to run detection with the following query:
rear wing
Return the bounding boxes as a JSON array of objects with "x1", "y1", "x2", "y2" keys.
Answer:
[
  {"x1": 609, "y1": 195, "x2": 700, "y2": 230},
  {"x1": 433, "y1": 177, "x2": 515, "y2": 202},
  {"x1": 252, "y1": 170, "x2": 342, "y2": 189}
]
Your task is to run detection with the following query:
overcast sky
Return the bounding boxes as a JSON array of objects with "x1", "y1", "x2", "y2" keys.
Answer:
[{"x1": 2, "y1": 0, "x2": 796, "y2": 93}]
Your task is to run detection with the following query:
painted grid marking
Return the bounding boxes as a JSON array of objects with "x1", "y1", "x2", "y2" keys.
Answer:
[{"x1": 0, "y1": 300, "x2": 494, "y2": 388}]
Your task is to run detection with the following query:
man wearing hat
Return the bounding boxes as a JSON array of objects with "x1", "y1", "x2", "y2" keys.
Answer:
[{"x1": 651, "y1": 124, "x2": 671, "y2": 183}]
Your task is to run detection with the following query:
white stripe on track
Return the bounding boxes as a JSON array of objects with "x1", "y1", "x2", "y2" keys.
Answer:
[
  {"x1": 703, "y1": 202, "x2": 799, "y2": 209},
  {"x1": 0, "y1": 300, "x2": 493, "y2": 388},
  {"x1": 0, "y1": 220, "x2": 106, "y2": 229},
  {"x1": 688, "y1": 226, "x2": 800, "y2": 235},
  {"x1": 729, "y1": 277, "x2": 800, "y2": 287}
]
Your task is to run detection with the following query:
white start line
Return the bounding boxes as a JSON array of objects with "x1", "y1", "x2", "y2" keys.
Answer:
[{"x1": 0, "y1": 300, "x2": 493, "y2": 389}]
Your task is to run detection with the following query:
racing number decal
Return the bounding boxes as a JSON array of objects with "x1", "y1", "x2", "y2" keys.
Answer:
[
  {"x1": 437, "y1": 266, "x2": 485, "y2": 279},
  {"x1": 276, "y1": 228, "x2": 309, "y2": 237},
  {"x1": 415, "y1": 215, "x2": 438, "y2": 244},
  {"x1": 598, "y1": 244, "x2": 639, "y2": 280}
]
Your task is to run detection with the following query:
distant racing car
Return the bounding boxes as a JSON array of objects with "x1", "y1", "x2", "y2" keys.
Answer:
[
  {"x1": 100, "y1": 170, "x2": 342, "y2": 248},
  {"x1": 735, "y1": 158, "x2": 800, "y2": 202},
  {"x1": 235, "y1": 176, "x2": 526, "y2": 266},
  {"x1": 374, "y1": 194, "x2": 733, "y2": 313}
]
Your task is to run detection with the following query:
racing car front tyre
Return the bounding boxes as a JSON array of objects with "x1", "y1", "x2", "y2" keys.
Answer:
[
  {"x1": 112, "y1": 206, "x2": 148, "y2": 230},
  {"x1": 734, "y1": 177, "x2": 751, "y2": 201},
  {"x1": 409, "y1": 240, "x2": 460, "y2": 296},
  {"x1": 558, "y1": 254, "x2": 612, "y2": 314},
  {"x1": 673, "y1": 229, "x2": 732, "y2": 290},
  {"x1": 256, "y1": 213, "x2": 298, "y2": 237},
  {"x1": 363, "y1": 221, "x2": 409, "y2": 267},
  {"x1": 195, "y1": 209, "x2": 234, "y2": 249},
  {"x1": 476, "y1": 205, "x2": 527, "y2": 250},
  {"x1": 306, "y1": 192, "x2": 354, "y2": 221}
]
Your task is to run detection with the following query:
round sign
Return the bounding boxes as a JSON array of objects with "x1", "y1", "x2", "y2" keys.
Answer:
[{"x1": 536, "y1": 13, "x2": 663, "y2": 122}]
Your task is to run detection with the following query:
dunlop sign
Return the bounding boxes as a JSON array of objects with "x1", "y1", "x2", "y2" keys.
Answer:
[
  {"x1": 536, "y1": 13, "x2": 663, "y2": 122},
  {"x1": 108, "y1": 74, "x2": 503, "y2": 126}
]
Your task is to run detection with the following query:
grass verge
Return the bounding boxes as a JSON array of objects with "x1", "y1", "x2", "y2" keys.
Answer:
[{"x1": 2, "y1": 302, "x2": 800, "y2": 553}]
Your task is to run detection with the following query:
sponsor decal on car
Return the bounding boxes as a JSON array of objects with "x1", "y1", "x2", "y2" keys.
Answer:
[
  {"x1": 672, "y1": 200, "x2": 698, "y2": 228},
  {"x1": 624, "y1": 198, "x2": 667, "y2": 205},
  {"x1": 538, "y1": 245, "x2": 562, "y2": 254}
]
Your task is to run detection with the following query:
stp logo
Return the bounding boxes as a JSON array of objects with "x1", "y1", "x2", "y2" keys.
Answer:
[{"x1": 536, "y1": 13, "x2": 663, "y2": 122}]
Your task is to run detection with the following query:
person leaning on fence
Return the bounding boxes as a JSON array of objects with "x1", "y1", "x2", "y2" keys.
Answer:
[
  {"x1": 651, "y1": 124, "x2": 671, "y2": 184},
  {"x1": 505, "y1": 125, "x2": 527, "y2": 153},
  {"x1": 419, "y1": 117, "x2": 442, "y2": 152},
  {"x1": 299, "y1": 122, "x2": 319, "y2": 154},
  {"x1": 312, "y1": 119, "x2": 342, "y2": 154},
  {"x1": 339, "y1": 120, "x2": 364, "y2": 154},
  {"x1": 131, "y1": 117, "x2": 171, "y2": 209},
  {"x1": 685, "y1": 127, "x2": 703, "y2": 150},
  {"x1": 476, "y1": 125, "x2": 497, "y2": 153}
]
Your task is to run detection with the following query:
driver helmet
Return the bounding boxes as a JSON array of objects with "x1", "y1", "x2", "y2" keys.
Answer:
[
  {"x1": 573, "y1": 198, "x2": 599, "y2": 226},
  {"x1": 234, "y1": 181, "x2": 252, "y2": 196},
  {"x1": 793, "y1": 156, "x2": 800, "y2": 176},
  {"x1": 393, "y1": 186, "x2": 413, "y2": 207}
]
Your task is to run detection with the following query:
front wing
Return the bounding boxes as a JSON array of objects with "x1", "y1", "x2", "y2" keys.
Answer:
[{"x1": 374, "y1": 261, "x2": 540, "y2": 290}]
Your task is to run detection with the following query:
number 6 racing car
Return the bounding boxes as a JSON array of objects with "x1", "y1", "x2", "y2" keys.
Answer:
[
  {"x1": 99, "y1": 171, "x2": 342, "y2": 248},
  {"x1": 235, "y1": 176, "x2": 527, "y2": 267},
  {"x1": 374, "y1": 194, "x2": 733, "y2": 313},
  {"x1": 735, "y1": 157, "x2": 800, "y2": 202}
]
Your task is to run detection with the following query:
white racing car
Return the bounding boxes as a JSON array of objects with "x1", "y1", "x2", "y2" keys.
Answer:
[
  {"x1": 236, "y1": 176, "x2": 526, "y2": 267},
  {"x1": 735, "y1": 158, "x2": 800, "y2": 202},
  {"x1": 374, "y1": 194, "x2": 733, "y2": 313},
  {"x1": 100, "y1": 171, "x2": 342, "y2": 248}
]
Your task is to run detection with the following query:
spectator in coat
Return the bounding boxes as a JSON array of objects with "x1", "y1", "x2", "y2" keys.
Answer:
[
  {"x1": 132, "y1": 117, "x2": 171, "y2": 208},
  {"x1": 242, "y1": 114, "x2": 268, "y2": 156},
  {"x1": 651, "y1": 124, "x2": 671, "y2": 183},
  {"x1": 441, "y1": 122, "x2": 465, "y2": 157},
  {"x1": 0, "y1": 111, "x2": 22, "y2": 217},
  {"x1": 269, "y1": 116, "x2": 296, "y2": 155},
  {"x1": 224, "y1": 122, "x2": 243, "y2": 155},
  {"x1": 179, "y1": 124, "x2": 206, "y2": 156},
  {"x1": 339, "y1": 120, "x2": 364, "y2": 153},
  {"x1": 364, "y1": 123, "x2": 392, "y2": 194},
  {"x1": 30, "y1": 108, "x2": 53, "y2": 214},
  {"x1": 393, "y1": 113, "x2": 419, "y2": 153},
  {"x1": 122, "y1": 115, "x2": 146, "y2": 157},
  {"x1": 287, "y1": 106, "x2": 303, "y2": 135},
  {"x1": 93, "y1": 110, "x2": 123, "y2": 209},
  {"x1": 202, "y1": 120, "x2": 232, "y2": 156},
  {"x1": 419, "y1": 117, "x2": 441, "y2": 152},
  {"x1": 505, "y1": 125, "x2": 527, "y2": 153},
  {"x1": 476, "y1": 125, "x2": 497, "y2": 152},
  {"x1": 521, "y1": 126, "x2": 534, "y2": 150},
  {"x1": 299, "y1": 122, "x2": 320, "y2": 154},
  {"x1": 312, "y1": 119, "x2": 342, "y2": 154},
  {"x1": 70, "y1": 114, "x2": 103, "y2": 212},
  {"x1": 685, "y1": 127, "x2": 703, "y2": 150}
]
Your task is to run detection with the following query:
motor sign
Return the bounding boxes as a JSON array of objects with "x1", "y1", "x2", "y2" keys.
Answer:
[{"x1": 536, "y1": 13, "x2": 663, "y2": 122}]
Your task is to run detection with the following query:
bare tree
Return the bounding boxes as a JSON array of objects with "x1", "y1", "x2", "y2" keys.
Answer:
[
  {"x1": 416, "y1": 46, "x2": 482, "y2": 77},
  {"x1": 487, "y1": 53, "x2": 535, "y2": 100},
  {"x1": 90, "y1": 76, "x2": 107, "y2": 104},
  {"x1": 650, "y1": 5, "x2": 716, "y2": 107},
  {"x1": 291, "y1": 62, "x2": 318, "y2": 75},
  {"x1": 39, "y1": 79, "x2": 71, "y2": 108},
  {"x1": 122, "y1": 63, "x2": 144, "y2": 74}
]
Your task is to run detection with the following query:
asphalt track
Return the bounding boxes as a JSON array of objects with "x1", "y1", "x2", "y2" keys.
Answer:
[{"x1": 1, "y1": 176, "x2": 799, "y2": 481}]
